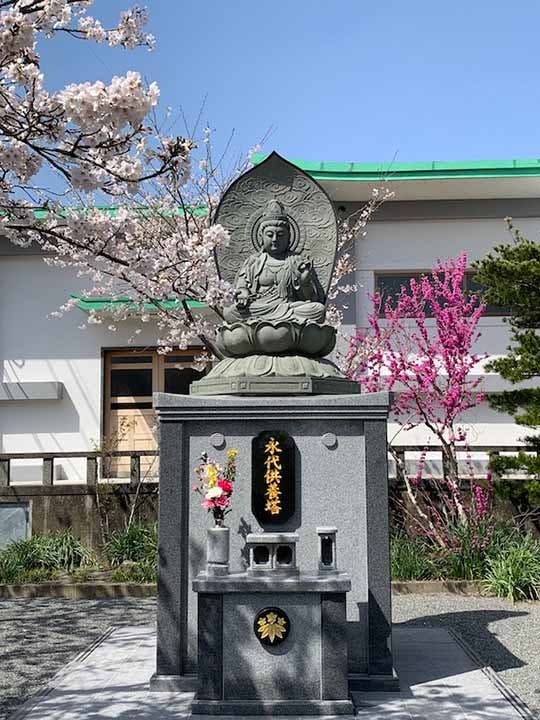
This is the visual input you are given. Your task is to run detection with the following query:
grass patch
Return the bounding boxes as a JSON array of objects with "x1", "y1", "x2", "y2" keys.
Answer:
[
  {"x1": 111, "y1": 560, "x2": 156, "y2": 584},
  {"x1": 391, "y1": 524, "x2": 540, "y2": 601},
  {"x1": 391, "y1": 532, "x2": 434, "y2": 580},
  {"x1": 0, "y1": 530, "x2": 92, "y2": 583},
  {"x1": 104, "y1": 524, "x2": 157, "y2": 567},
  {"x1": 483, "y1": 534, "x2": 540, "y2": 602}
]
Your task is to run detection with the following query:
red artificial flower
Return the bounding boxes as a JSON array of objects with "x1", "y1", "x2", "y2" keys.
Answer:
[{"x1": 218, "y1": 479, "x2": 233, "y2": 495}]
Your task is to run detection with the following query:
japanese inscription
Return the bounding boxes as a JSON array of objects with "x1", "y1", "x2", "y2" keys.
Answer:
[
  {"x1": 252, "y1": 431, "x2": 295, "y2": 525},
  {"x1": 264, "y1": 436, "x2": 282, "y2": 515}
]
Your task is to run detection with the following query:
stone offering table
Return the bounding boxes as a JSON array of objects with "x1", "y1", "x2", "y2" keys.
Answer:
[{"x1": 191, "y1": 573, "x2": 353, "y2": 716}]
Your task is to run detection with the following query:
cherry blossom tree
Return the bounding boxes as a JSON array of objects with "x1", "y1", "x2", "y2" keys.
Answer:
[
  {"x1": 343, "y1": 253, "x2": 490, "y2": 547},
  {"x1": 0, "y1": 1, "x2": 390, "y2": 359}
]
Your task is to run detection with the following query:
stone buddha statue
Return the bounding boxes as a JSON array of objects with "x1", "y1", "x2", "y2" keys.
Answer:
[
  {"x1": 190, "y1": 151, "x2": 360, "y2": 395},
  {"x1": 223, "y1": 199, "x2": 327, "y2": 325}
]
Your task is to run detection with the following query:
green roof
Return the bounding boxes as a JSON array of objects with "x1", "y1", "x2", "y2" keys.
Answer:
[
  {"x1": 251, "y1": 153, "x2": 540, "y2": 182},
  {"x1": 71, "y1": 294, "x2": 205, "y2": 313},
  {"x1": 30, "y1": 205, "x2": 208, "y2": 220}
]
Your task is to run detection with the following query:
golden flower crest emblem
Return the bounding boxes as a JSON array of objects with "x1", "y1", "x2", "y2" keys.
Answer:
[{"x1": 256, "y1": 610, "x2": 288, "y2": 644}]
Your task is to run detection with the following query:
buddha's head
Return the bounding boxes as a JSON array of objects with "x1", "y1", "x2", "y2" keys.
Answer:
[{"x1": 258, "y1": 199, "x2": 291, "y2": 258}]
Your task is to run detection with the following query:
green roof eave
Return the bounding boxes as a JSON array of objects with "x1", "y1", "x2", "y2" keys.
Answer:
[
  {"x1": 71, "y1": 294, "x2": 205, "y2": 313},
  {"x1": 29, "y1": 205, "x2": 208, "y2": 221},
  {"x1": 251, "y1": 153, "x2": 540, "y2": 182}
]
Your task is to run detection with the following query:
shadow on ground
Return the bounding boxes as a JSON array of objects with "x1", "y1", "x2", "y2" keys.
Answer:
[{"x1": 396, "y1": 608, "x2": 529, "y2": 673}]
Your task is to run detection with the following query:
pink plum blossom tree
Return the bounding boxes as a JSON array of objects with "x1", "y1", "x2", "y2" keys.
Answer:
[{"x1": 344, "y1": 252, "x2": 492, "y2": 548}]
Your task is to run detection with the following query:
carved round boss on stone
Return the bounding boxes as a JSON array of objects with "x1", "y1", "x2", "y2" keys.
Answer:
[{"x1": 254, "y1": 607, "x2": 290, "y2": 646}]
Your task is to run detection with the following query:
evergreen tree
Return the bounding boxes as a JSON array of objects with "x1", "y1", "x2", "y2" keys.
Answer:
[{"x1": 475, "y1": 219, "x2": 540, "y2": 485}]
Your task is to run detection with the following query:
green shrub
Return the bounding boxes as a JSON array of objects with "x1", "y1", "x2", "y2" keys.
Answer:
[
  {"x1": 104, "y1": 524, "x2": 157, "y2": 567},
  {"x1": 1, "y1": 535, "x2": 52, "y2": 571},
  {"x1": 70, "y1": 564, "x2": 104, "y2": 583},
  {"x1": 45, "y1": 530, "x2": 93, "y2": 571},
  {"x1": 0, "y1": 530, "x2": 92, "y2": 582},
  {"x1": 0, "y1": 552, "x2": 21, "y2": 583},
  {"x1": 0, "y1": 553, "x2": 57, "y2": 584},
  {"x1": 391, "y1": 533, "x2": 434, "y2": 580},
  {"x1": 433, "y1": 521, "x2": 493, "y2": 581},
  {"x1": 483, "y1": 534, "x2": 540, "y2": 601},
  {"x1": 111, "y1": 560, "x2": 156, "y2": 583}
]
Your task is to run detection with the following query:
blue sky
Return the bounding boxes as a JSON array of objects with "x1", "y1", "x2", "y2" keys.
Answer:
[{"x1": 41, "y1": 0, "x2": 540, "y2": 165}]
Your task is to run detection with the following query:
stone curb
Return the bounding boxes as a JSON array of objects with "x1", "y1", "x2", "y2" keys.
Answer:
[
  {"x1": 392, "y1": 580, "x2": 484, "y2": 595},
  {"x1": 0, "y1": 582, "x2": 157, "y2": 599},
  {"x1": 0, "y1": 580, "x2": 485, "y2": 599}
]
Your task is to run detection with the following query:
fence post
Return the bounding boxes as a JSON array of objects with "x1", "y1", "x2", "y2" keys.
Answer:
[
  {"x1": 42, "y1": 458, "x2": 54, "y2": 486},
  {"x1": 86, "y1": 456, "x2": 98, "y2": 487},
  {"x1": 488, "y1": 450, "x2": 500, "y2": 483},
  {"x1": 0, "y1": 459, "x2": 10, "y2": 488},
  {"x1": 393, "y1": 447, "x2": 406, "y2": 487},
  {"x1": 130, "y1": 454, "x2": 141, "y2": 489}
]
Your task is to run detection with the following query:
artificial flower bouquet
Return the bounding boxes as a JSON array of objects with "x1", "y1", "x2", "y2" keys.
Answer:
[{"x1": 193, "y1": 449, "x2": 237, "y2": 526}]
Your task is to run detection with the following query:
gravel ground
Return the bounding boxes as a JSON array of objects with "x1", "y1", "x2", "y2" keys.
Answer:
[
  {"x1": 394, "y1": 593, "x2": 540, "y2": 718},
  {"x1": 0, "y1": 594, "x2": 538, "y2": 719},
  {"x1": 0, "y1": 598, "x2": 157, "y2": 720}
]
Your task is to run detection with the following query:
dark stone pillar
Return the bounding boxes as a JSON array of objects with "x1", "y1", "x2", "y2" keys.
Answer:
[
  {"x1": 321, "y1": 593, "x2": 349, "y2": 700},
  {"x1": 364, "y1": 419, "x2": 393, "y2": 677},
  {"x1": 151, "y1": 420, "x2": 194, "y2": 690},
  {"x1": 197, "y1": 594, "x2": 223, "y2": 700}
]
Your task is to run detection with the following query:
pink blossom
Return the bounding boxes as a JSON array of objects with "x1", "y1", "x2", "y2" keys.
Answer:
[
  {"x1": 344, "y1": 253, "x2": 486, "y2": 441},
  {"x1": 344, "y1": 253, "x2": 491, "y2": 549}
]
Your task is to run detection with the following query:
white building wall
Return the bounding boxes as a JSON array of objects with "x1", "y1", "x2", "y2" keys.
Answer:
[
  {"x1": 1, "y1": 211, "x2": 538, "y2": 480},
  {"x1": 0, "y1": 255, "x2": 159, "y2": 482}
]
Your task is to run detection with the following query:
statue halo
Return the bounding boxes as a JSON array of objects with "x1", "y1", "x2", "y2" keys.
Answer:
[{"x1": 214, "y1": 151, "x2": 338, "y2": 299}]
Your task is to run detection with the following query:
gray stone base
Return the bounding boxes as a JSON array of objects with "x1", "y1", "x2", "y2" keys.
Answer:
[
  {"x1": 348, "y1": 671, "x2": 400, "y2": 692},
  {"x1": 149, "y1": 673, "x2": 197, "y2": 692},
  {"x1": 190, "y1": 698, "x2": 355, "y2": 715},
  {"x1": 190, "y1": 374, "x2": 360, "y2": 396}
]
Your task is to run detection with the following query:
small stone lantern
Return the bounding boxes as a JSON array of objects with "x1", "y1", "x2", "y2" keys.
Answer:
[{"x1": 317, "y1": 526, "x2": 338, "y2": 573}]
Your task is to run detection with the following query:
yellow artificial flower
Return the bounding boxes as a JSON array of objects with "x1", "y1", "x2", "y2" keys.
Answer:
[
  {"x1": 205, "y1": 463, "x2": 219, "y2": 488},
  {"x1": 227, "y1": 448, "x2": 238, "y2": 459}
]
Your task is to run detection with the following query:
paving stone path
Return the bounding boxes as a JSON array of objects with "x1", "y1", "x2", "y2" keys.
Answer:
[{"x1": 0, "y1": 594, "x2": 538, "y2": 719}]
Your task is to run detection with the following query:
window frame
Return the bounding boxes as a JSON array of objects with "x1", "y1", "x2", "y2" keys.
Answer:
[{"x1": 374, "y1": 270, "x2": 509, "y2": 318}]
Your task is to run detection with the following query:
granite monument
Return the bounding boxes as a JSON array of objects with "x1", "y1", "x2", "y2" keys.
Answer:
[{"x1": 150, "y1": 153, "x2": 396, "y2": 712}]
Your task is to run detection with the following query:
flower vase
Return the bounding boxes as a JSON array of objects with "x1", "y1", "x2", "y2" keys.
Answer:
[{"x1": 206, "y1": 525, "x2": 230, "y2": 576}]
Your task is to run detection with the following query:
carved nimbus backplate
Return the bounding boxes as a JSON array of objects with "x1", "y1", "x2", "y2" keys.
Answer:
[{"x1": 215, "y1": 152, "x2": 338, "y2": 300}]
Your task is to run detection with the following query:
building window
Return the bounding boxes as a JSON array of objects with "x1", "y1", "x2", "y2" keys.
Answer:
[
  {"x1": 103, "y1": 349, "x2": 206, "y2": 477},
  {"x1": 374, "y1": 271, "x2": 508, "y2": 317},
  {"x1": 463, "y1": 272, "x2": 510, "y2": 317}
]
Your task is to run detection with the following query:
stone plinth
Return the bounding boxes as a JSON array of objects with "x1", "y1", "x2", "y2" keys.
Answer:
[
  {"x1": 191, "y1": 573, "x2": 353, "y2": 715},
  {"x1": 150, "y1": 392, "x2": 395, "y2": 693}
]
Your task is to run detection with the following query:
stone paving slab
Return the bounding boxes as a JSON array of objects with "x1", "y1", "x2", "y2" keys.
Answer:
[{"x1": 10, "y1": 624, "x2": 532, "y2": 720}]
